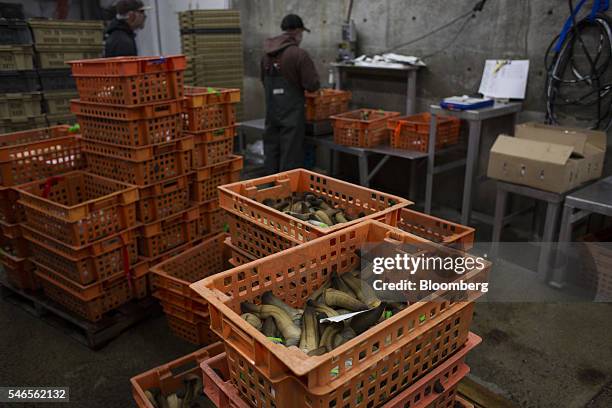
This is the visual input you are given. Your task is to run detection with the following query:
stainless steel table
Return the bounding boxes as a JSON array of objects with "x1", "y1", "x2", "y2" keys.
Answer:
[
  {"x1": 490, "y1": 181, "x2": 569, "y2": 282},
  {"x1": 330, "y1": 62, "x2": 420, "y2": 115},
  {"x1": 424, "y1": 102, "x2": 523, "y2": 225},
  {"x1": 550, "y1": 176, "x2": 612, "y2": 288},
  {"x1": 305, "y1": 135, "x2": 427, "y2": 200}
]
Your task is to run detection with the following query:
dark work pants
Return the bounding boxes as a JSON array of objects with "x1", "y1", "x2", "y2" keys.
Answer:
[{"x1": 263, "y1": 108, "x2": 305, "y2": 174}]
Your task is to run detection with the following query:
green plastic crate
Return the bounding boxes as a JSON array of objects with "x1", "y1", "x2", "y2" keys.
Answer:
[
  {"x1": 29, "y1": 19, "x2": 104, "y2": 46},
  {"x1": 0, "y1": 45, "x2": 34, "y2": 71},
  {"x1": 0, "y1": 93, "x2": 42, "y2": 119}
]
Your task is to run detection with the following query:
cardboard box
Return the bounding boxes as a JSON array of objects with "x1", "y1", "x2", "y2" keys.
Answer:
[{"x1": 487, "y1": 122, "x2": 607, "y2": 193}]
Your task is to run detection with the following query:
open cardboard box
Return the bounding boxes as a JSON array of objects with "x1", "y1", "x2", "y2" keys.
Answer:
[{"x1": 487, "y1": 122, "x2": 607, "y2": 193}]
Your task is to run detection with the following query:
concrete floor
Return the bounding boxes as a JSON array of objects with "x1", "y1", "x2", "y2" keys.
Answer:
[{"x1": 1, "y1": 220, "x2": 611, "y2": 408}]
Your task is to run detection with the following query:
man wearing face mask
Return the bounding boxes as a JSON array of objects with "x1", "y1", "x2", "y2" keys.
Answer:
[
  {"x1": 104, "y1": 0, "x2": 149, "y2": 57},
  {"x1": 261, "y1": 14, "x2": 320, "y2": 174}
]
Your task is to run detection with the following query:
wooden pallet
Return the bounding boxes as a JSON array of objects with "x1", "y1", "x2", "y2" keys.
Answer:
[
  {"x1": 458, "y1": 377, "x2": 518, "y2": 408},
  {"x1": 0, "y1": 278, "x2": 161, "y2": 350}
]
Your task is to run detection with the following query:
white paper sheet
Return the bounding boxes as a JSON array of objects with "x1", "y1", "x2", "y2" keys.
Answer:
[{"x1": 478, "y1": 60, "x2": 530, "y2": 99}]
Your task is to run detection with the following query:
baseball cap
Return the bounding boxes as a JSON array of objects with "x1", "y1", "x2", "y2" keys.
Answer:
[
  {"x1": 281, "y1": 14, "x2": 310, "y2": 33},
  {"x1": 116, "y1": 0, "x2": 151, "y2": 15}
]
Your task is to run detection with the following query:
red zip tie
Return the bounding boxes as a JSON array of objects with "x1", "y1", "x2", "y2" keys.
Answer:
[{"x1": 41, "y1": 176, "x2": 63, "y2": 199}]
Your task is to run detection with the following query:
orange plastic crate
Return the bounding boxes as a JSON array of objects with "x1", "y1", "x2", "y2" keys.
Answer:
[
  {"x1": 388, "y1": 113, "x2": 461, "y2": 153},
  {"x1": 82, "y1": 135, "x2": 193, "y2": 162},
  {"x1": 182, "y1": 86, "x2": 239, "y2": 133},
  {"x1": 305, "y1": 88, "x2": 352, "y2": 121},
  {"x1": 0, "y1": 187, "x2": 26, "y2": 223},
  {"x1": 197, "y1": 200, "x2": 227, "y2": 237},
  {"x1": 200, "y1": 333, "x2": 479, "y2": 408},
  {"x1": 22, "y1": 225, "x2": 138, "y2": 285},
  {"x1": 0, "y1": 125, "x2": 83, "y2": 187},
  {"x1": 224, "y1": 236, "x2": 256, "y2": 267},
  {"x1": 130, "y1": 342, "x2": 225, "y2": 408},
  {"x1": 72, "y1": 99, "x2": 184, "y2": 147},
  {"x1": 165, "y1": 313, "x2": 219, "y2": 345},
  {"x1": 218, "y1": 168, "x2": 410, "y2": 244},
  {"x1": 0, "y1": 250, "x2": 38, "y2": 291},
  {"x1": 0, "y1": 228, "x2": 29, "y2": 257},
  {"x1": 150, "y1": 232, "x2": 230, "y2": 303},
  {"x1": 190, "y1": 126, "x2": 236, "y2": 167},
  {"x1": 397, "y1": 208, "x2": 475, "y2": 251},
  {"x1": 137, "y1": 174, "x2": 191, "y2": 223},
  {"x1": 138, "y1": 206, "x2": 200, "y2": 258},
  {"x1": 69, "y1": 55, "x2": 186, "y2": 105},
  {"x1": 85, "y1": 146, "x2": 192, "y2": 186},
  {"x1": 226, "y1": 211, "x2": 297, "y2": 259},
  {"x1": 17, "y1": 171, "x2": 138, "y2": 246},
  {"x1": 190, "y1": 155, "x2": 243, "y2": 202},
  {"x1": 34, "y1": 260, "x2": 148, "y2": 322},
  {"x1": 184, "y1": 86, "x2": 241, "y2": 106},
  {"x1": 191, "y1": 220, "x2": 490, "y2": 408},
  {"x1": 331, "y1": 109, "x2": 400, "y2": 147},
  {"x1": 377, "y1": 333, "x2": 479, "y2": 408},
  {"x1": 201, "y1": 353, "x2": 252, "y2": 408}
]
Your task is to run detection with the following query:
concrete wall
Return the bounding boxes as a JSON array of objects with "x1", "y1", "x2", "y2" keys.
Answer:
[{"x1": 236, "y1": 0, "x2": 568, "y2": 120}]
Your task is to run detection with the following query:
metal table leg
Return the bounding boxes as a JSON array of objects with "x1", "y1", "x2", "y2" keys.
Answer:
[
  {"x1": 490, "y1": 186, "x2": 508, "y2": 257},
  {"x1": 537, "y1": 201, "x2": 562, "y2": 282},
  {"x1": 406, "y1": 70, "x2": 417, "y2": 115},
  {"x1": 461, "y1": 120, "x2": 482, "y2": 225},
  {"x1": 549, "y1": 204, "x2": 574, "y2": 288},
  {"x1": 358, "y1": 154, "x2": 369, "y2": 187},
  {"x1": 409, "y1": 160, "x2": 418, "y2": 201},
  {"x1": 424, "y1": 113, "x2": 438, "y2": 214},
  {"x1": 332, "y1": 150, "x2": 340, "y2": 177}
]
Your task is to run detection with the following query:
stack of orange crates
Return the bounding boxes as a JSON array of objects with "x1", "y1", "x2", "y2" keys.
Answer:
[
  {"x1": 68, "y1": 56, "x2": 209, "y2": 278},
  {"x1": 16, "y1": 171, "x2": 145, "y2": 322},
  {"x1": 0, "y1": 125, "x2": 84, "y2": 291},
  {"x1": 182, "y1": 86, "x2": 243, "y2": 240}
]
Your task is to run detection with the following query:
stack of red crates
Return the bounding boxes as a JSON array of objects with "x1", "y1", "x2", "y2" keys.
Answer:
[{"x1": 0, "y1": 125, "x2": 84, "y2": 291}]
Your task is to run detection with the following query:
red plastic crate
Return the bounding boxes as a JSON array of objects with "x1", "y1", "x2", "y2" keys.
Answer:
[
  {"x1": 388, "y1": 113, "x2": 461, "y2": 153},
  {"x1": 190, "y1": 126, "x2": 236, "y2": 167},
  {"x1": 17, "y1": 171, "x2": 138, "y2": 246},
  {"x1": 22, "y1": 225, "x2": 138, "y2": 285},
  {"x1": 34, "y1": 260, "x2": 148, "y2": 321},
  {"x1": 190, "y1": 155, "x2": 243, "y2": 202},
  {"x1": 397, "y1": 208, "x2": 475, "y2": 251},
  {"x1": 0, "y1": 125, "x2": 83, "y2": 187},
  {"x1": 218, "y1": 168, "x2": 411, "y2": 244},
  {"x1": 226, "y1": 211, "x2": 297, "y2": 259},
  {"x1": 305, "y1": 88, "x2": 352, "y2": 121},
  {"x1": 137, "y1": 174, "x2": 191, "y2": 223},
  {"x1": 130, "y1": 342, "x2": 225, "y2": 408},
  {"x1": 331, "y1": 109, "x2": 400, "y2": 147},
  {"x1": 191, "y1": 220, "x2": 490, "y2": 408},
  {"x1": 69, "y1": 55, "x2": 186, "y2": 105},
  {"x1": 138, "y1": 206, "x2": 200, "y2": 258},
  {"x1": 184, "y1": 86, "x2": 241, "y2": 106},
  {"x1": 85, "y1": 146, "x2": 192, "y2": 186}
]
